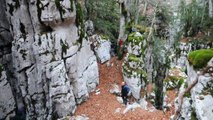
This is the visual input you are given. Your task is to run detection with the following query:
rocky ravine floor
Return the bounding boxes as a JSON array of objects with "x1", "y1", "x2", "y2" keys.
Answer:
[{"x1": 74, "y1": 57, "x2": 176, "y2": 120}]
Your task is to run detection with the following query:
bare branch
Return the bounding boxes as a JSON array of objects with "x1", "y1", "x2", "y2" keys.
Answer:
[{"x1": 173, "y1": 67, "x2": 210, "y2": 120}]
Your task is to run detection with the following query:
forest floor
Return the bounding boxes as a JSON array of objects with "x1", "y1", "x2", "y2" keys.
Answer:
[{"x1": 74, "y1": 57, "x2": 176, "y2": 120}]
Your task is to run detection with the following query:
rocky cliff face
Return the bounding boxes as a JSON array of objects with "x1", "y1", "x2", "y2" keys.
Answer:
[
  {"x1": 172, "y1": 42, "x2": 213, "y2": 119},
  {"x1": 0, "y1": 0, "x2": 99, "y2": 119},
  {"x1": 122, "y1": 32, "x2": 147, "y2": 100},
  {"x1": 0, "y1": 69, "x2": 16, "y2": 120},
  {"x1": 174, "y1": 59, "x2": 213, "y2": 120}
]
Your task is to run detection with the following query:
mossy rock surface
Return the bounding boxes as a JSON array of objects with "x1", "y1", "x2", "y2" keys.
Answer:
[
  {"x1": 128, "y1": 54, "x2": 140, "y2": 62},
  {"x1": 127, "y1": 32, "x2": 144, "y2": 44},
  {"x1": 100, "y1": 35, "x2": 109, "y2": 40},
  {"x1": 188, "y1": 49, "x2": 213, "y2": 69},
  {"x1": 164, "y1": 76, "x2": 185, "y2": 90},
  {"x1": 133, "y1": 25, "x2": 147, "y2": 33},
  {"x1": 123, "y1": 62, "x2": 147, "y2": 80}
]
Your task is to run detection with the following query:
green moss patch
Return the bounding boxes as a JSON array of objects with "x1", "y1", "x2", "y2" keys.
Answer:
[
  {"x1": 55, "y1": 0, "x2": 66, "y2": 22},
  {"x1": 128, "y1": 54, "x2": 140, "y2": 62},
  {"x1": 191, "y1": 107, "x2": 197, "y2": 120},
  {"x1": 122, "y1": 62, "x2": 147, "y2": 83},
  {"x1": 127, "y1": 32, "x2": 145, "y2": 44},
  {"x1": 73, "y1": 1, "x2": 85, "y2": 50},
  {"x1": 70, "y1": 0, "x2": 74, "y2": 12},
  {"x1": 100, "y1": 34, "x2": 109, "y2": 40},
  {"x1": 184, "y1": 92, "x2": 191, "y2": 98},
  {"x1": 133, "y1": 25, "x2": 147, "y2": 34},
  {"x1": 188, "y1": 49, "x2": 213, "y2": 69},
  {"x1": 164, "y1": 76, "x2": 185, "y2": 90}
]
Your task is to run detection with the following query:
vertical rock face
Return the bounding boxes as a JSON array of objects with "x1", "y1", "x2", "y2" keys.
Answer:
[
  {"x1": 186, "y1": 59, "x2": 213, "y2": 120},
  {"x1": 174, "y1": 58, "x2": 213, "y2": 119},
  {"x1": 0, "y1": 0, "x2": 99, "y2": 119},
  {"x1": 0, "y1": 1, "x2": 16, "y2": 119},
  {"x1": 0, "y1": 69, "x2": 16, "y2": 120},
  {"x1": 90, "y1": 35, "x2": 111, "y2": 64},
  {"x1": 122, "y1": 32, "x2": 147, "y2": 99}
]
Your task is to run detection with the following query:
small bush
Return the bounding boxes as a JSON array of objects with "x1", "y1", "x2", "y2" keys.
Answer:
[
  {"x1": 184, "y1": 92, "x2": 191, "y2": 98},
  {"x1": 178, "y1": 78, "x2": 185, "y2": 87},
  {"x1": 164, "y1": 76, "x2": 185, "y2": 90},
  {"x1": 191, "y1": 107, "x2": 197, "y2": 120},
  {"x1": 188, "y1": 49, "x2": 213, "y2": 69}
]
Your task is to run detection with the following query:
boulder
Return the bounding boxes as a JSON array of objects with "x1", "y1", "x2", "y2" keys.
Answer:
[
  {"x1": 109, "y1": 83, "x2": 120, "y2": 95},
  {"x1": 85, "y1": 20, "x2": 94, "y2": 36},
  {"x1": 89, "y1": 35, "x2": 111, "y2": 63},
  {"x1": 94, "y1": 40, "x2": 111, "y2": 63},
  {"x1": 123, "y1": 102, "x2": 141, "y2": 114},
  {"x1": 116, "y1": 97, "x2": 123, "y2": 104},
  {"x1": 123, "y1": 75, "x2": 142, "y2": 100}
]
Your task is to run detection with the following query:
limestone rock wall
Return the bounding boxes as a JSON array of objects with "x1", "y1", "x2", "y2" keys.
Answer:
[
  {"x1": 186, "y1": 59, "x2": 213, "y2": 120},
  {"x1": 0, "y1": 1, "x2": 16, "y2": 119},
  {"x1": 122, "y1": 32, "x2": 147, "y2": 100},
  {"x1": 174, "y1": 59, "x2": 213, "y2": 119},
  {"x1": 89, "y1": 35, "x2": 111, "y2": 64},
  {"x1": 0, "y1": 0, "x2": 99, "y2": 119},
  {"x1": 0, "y1": 69, "x2": 16, "y2": 120}
]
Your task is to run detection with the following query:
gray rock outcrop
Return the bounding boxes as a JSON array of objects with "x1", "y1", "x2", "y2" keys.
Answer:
[
  {"x1": 174, "y1": 58, "x2": 213, "y2": 120},
  {"x1": 0, "y1": 0, "x2": 99, "y2": 119},
  {"x1": 122, "y1": 32, "x2": 147, "y2": 100},
  {"x1": 85, "y1": 20, "x2": 94, "y2": 36},
  {"x1": 90, "y1": 35, "x2": 111, "y2": 63},
  {"x1": 0, "y1": 69, "x2": 16, "y2": 120},
  {"x1": 187, "y1": 59, "x2": 213, "y2": 120}
]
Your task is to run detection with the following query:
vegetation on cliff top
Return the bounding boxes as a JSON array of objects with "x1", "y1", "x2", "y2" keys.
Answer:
[
  {"x1": 85, "y1": 0, "x2": 119, "y2": 40},
  {"x1": 188, "y1": 49, "x2": 213, "y2": 69}
]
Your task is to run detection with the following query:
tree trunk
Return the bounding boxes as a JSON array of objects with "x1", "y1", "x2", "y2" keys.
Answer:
[
  {"x1": 142, "y1": 1, "x2": 148, "y2": 16},
  {"x1": 118, "y1": 13, "x2": 126, "y2": 41},
  {"x1": 209, "y1": 0, "x2": 213, "y2": 18},
  {"x1": 154, "y1": 63, "x2": 166, "y2": 109},
  {"x1": 145, "y1": 4, "x2": 156, "y2": 82},
  {"x1": 118, "y1": 2, "x2": 128, "y2": 42},
  {"x1": 134, "y1": 0, "x2": 140, "y2": 24}
]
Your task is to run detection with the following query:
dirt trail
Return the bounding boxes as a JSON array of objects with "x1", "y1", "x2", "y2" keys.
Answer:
[{"x1": 75, "y1": 57, "x2": 176, "y2": 120}]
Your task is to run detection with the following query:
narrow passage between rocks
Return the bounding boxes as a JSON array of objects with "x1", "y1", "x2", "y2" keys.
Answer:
[{"x1": 75, "y1": 57, "x2": 176, "y2": 120}]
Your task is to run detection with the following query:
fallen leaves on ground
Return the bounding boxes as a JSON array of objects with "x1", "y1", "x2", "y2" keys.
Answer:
[{"x1": 75, "y1": 57, "x2": 176, "y2": 120}]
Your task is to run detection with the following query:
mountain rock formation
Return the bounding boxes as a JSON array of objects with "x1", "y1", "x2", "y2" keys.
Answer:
[{"x1": 0, "y1": 0, "x2": 99, "y2": 119}]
